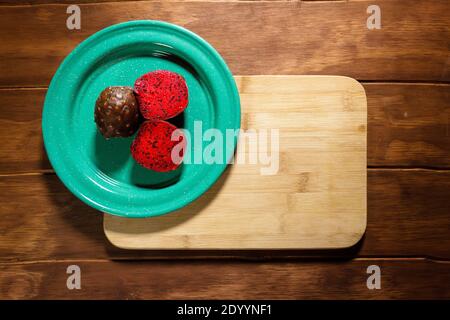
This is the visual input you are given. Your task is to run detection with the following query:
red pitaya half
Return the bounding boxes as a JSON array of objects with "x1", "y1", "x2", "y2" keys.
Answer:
[
  {"x1": 134, "y1": 70, "x2": 188, "y2": 121},
  {"x1": 130, "y1": 120, "x2": 185, "y2": 172}
]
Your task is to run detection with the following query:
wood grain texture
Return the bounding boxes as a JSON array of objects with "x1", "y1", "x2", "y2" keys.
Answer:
[
  {"x1": 1, "y1": 83, "x2": 448, "y2": 174},
  {"x1": 1, "y1": 170, "x2": 449, "y2": 261},
  {"x1": 0, "y1": 0, "x2": 291, "y2": 4},
  {"x1": 0, "y1": 0, "x2": 448, "y2": 87},
  {"x1": 367, "y1": 84, "x2": 450, "y2": 168},
  {"x1": 0, "y1": 259, "x2": 449, "y2": 299},
  {"x1": 0, "y1": 88, "x2": 48, "y2": 174},
  {"x1": 365, "y1": 169, "x2": 450, "y2": 258},
  {"x1": 104, "y1": 76, "x2": 367, "y2": 250}
]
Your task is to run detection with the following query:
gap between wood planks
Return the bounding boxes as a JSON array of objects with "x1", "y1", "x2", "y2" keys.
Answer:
[
  {"x1": 1, "y1": 167, "x2": 449, "y2": 177},
  {"x1": 1, "y1": 257, "x2": 450, "y2": 266},
  {"x1": 1, "y1": 81, "x2": 450, "y2": 90},
  {"x1": 367, "y1": 166, "x2": 450, "y2": 171}
]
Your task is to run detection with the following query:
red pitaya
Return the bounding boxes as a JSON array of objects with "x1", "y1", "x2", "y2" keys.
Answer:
[
  {"x1": 134, "y1": 70, "x2": 188, "y2": 120},
  {"x1": 130, "y1": 120, "x2": 185, "y2": 172}
]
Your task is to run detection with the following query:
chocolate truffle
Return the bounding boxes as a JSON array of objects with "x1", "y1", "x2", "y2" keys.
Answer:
[{"x1": 94, "y1": 86, "x2": 141, "y2": 138}]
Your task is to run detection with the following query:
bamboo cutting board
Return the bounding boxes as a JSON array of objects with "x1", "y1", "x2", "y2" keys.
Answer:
[{"x1": 104, "y1": 76, "x2": 367, "y2": 250}]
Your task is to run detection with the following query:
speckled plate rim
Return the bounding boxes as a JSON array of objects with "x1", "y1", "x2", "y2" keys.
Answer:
[{"x1": 42, "y1": 20, "x2": 240, "y2": 218}]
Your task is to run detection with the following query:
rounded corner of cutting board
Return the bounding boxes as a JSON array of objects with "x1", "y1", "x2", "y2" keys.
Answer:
[{"x1": 335, "y1": 221, "x2": 367, "y2": 250}]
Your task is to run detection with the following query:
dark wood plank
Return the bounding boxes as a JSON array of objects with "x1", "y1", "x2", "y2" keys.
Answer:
[
  {"x1": 1, "y1": 170, "x2": 449, "y2": 261},
  {"x1": 365, "y1": 169, "x2": 450, "y2": 258},
  {"x1": 0, "y1": 0, "x2": 448, "y2": 87},
  {"x1": 0, "y1": 0, "x2": 292, "y2": 4},
  {"x1": 0, "y1": 259, "x2": 449, "y2": 299},
  {"x1": 0, "y1": 173, "x2": 109, "y2": 262},
  {"x1": 0, "y1": 0, "x2": 290, "y2": 3},
  {"x1": 0, "y1": 0, "x2": 323, "y2": 3},
  {"x1": 0, "y1": 0, "x2": 139, "y2": 3},
  {"x1": 0, "y1": 89, "x2": 48, "y2": 174},
  {"x1": 367, "y1": 84, "x2": 450, "y2": 168},
  {"x1": 0, "y1": 0, "x2": 332, "y2": 4},
  {"x1": 1, "y1": 84, "x2": 448, "y2": 174}
]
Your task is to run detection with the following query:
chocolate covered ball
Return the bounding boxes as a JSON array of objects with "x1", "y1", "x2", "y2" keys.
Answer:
[{"x1": 94, "y1": 86, "x2": 141, "y2": 138}]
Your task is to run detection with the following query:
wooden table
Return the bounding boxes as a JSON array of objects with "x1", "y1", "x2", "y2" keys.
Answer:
[{"x1": 0, "y1": 0, "x2": 449, "y2": 299}]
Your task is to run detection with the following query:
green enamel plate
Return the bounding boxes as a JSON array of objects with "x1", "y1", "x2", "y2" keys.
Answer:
[{"x1": 42, "y1": 21, "x2": 240, "y2": 218}]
